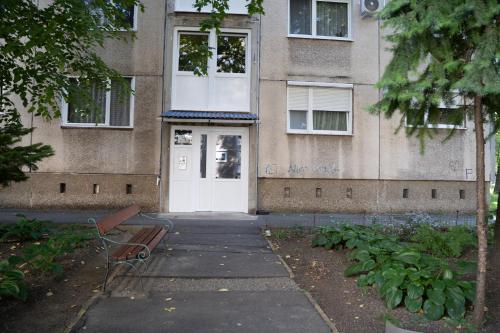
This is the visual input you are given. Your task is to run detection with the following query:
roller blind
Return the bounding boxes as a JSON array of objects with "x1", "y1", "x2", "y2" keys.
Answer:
[
  {"x1": 312, "y1": 87, "x2": 350, "y2": 111},
  {"x1": 288, "y1": 86, "x2": 309, "y2": 110}
]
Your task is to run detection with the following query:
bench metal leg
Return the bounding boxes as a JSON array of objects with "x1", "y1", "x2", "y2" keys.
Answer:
[{"x1": 102, "y1": 261, "x2": 111, "y2": 292}]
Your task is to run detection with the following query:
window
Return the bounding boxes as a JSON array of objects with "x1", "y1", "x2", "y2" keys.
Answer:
[
  {"x1": 289, "y1": 0, "x2": 351, "y2": 40},
  {"x1": 175, "y1": 0, "x2": 248, "y2": 15},
  {"x1": 287, "y1": 82, "x2": 353, "y2": 135},
  {"x1": 85, "y1": 1, "x2": 137, "y2": 31},
  {"x1": 61, "y1": 77, "x2": 134, "y2": 128},
  {"x1": 217, "y1": 35, "x2": 247, "y2": 74},
  {"x1": 406, "y1": 94, "x2": 467, "y2": 129},
  {"x1": 172, "y1": 28, "x2": 251, "y2": 111},
  {"x1": 178, "y1": 33, "x2": 209, "y2": 73},
  {"x1": 176, "y1": 31, "x2": 248, "y2": 75}
]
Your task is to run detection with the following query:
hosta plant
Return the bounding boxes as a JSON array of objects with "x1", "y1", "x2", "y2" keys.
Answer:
[
  {"x1": 0, "y1": 256, "x2": 27, "y2": 301},
  {"x1": 312, "y1": 224, "x2": 476, "y2": 321}
]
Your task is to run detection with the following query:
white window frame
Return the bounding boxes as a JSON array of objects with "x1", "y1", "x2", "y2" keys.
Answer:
[
  {"x1": 114, "y1": 3, "x2": 138, "y2": 32},
  {"x1": 288, "y1": 0, "x2": 353, "y2": 41},
  {"x1": 172, "y1": 27, "x2": 251, "y2": 111},
  {"x1": 60, "y1": 76, "x2": 135, "y2": 129},
  {"x1": 174, "y1": 0, "x2": 248, "y2": 15},
  {"x1": 287, "y1": 81, "x2": 353, "y2": 136},
  {"x1": 90, "y1": 2, "x2": 138, "y2": 32},
  {"x1": 405, "y1": 94, "x2": 468, "y2": 130}
]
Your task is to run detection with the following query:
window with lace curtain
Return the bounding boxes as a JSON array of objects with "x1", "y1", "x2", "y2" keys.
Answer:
[
  {"x1": 61, "y1": 77, "x2": 134, "y2": 128},
  {"x1": 287, "y1": 82, "x2": 353, "y2": 135},
  {"x1": 289, "y1": 0, "x2": 351, "y2": 40}
]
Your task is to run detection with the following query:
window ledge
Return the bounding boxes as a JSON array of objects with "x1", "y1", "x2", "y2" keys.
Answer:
[
  {"x1": 61, "y1": 125, "x2": 133, "y2": 130},
  {"x1": 287, "y1": 131, "x2": 353, "y2": 136},
  {"x1": 405, "y1": 125, "x2": 467, "y2": 130},
  {"x1": 287, "y1": 34, "x2": 353, "y2": 42}
]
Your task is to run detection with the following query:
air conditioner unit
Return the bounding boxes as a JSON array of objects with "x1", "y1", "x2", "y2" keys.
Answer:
[{"x1": 361, "y1": 0, "x2": 385, "y2": 17}]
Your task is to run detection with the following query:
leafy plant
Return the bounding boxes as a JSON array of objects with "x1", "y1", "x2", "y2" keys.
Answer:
[
  {"x1": 0, "y1": 256, "x2": 27, "y2": 301},
  {"x1": 23, "y1": 227, "x2": 93, "y2": 275},
  {"x1": 273, "y1": 229, "x2": 291, "y2": 240},
  {"x1": 312, "y1": 223, "x2": 476, "y2": 321},
  {"x1": 0, "y1": 215, "x2": 53, "y2": 242},
  {"x1": 411, "y1": 225, "x2": 476, "y2": 258}
]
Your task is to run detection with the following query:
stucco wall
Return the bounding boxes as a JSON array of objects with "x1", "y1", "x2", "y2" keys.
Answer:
[
  {"x1": 0, "y1": 0, "x2": 165, "y2": 210},
  {"x1": 258, "y1": 0, "x2": 493, "y2": 185}
]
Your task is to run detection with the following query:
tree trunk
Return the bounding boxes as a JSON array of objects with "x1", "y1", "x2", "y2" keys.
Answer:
[
  {"x1": 473, "y1": 95, "x2": 488, "y2": 328},
  {"x1": 495, "y1": 166, "x2": 500, "y2": 260}
]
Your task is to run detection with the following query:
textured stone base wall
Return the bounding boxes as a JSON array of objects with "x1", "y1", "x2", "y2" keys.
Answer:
[
  {"x1": 0, "y1": 173, "x2": 160, "y2": 211},
  {"x1": 258, "y1": 178, "x2": 482, "y2": 214}
]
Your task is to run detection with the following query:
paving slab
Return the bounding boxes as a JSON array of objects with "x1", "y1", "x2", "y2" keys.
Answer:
[
  {"x1": 110, "y1": 277, "x2": 299, "y2": 295},
  {"x1": 166, "y1": 232, "x2": 269, "y2": 248},
  {"x1": 172, "y1": 224, "x2": 260, "y2": 235},
  {"x1": 76, "y1": 291, "x2": 332, "y2": 333},
  {"x1": 126, "y1": 251, "x2": 288, "y2": 278},
  {"x1": 157, "y1": 243, "x2": 273, "y2": 254}
]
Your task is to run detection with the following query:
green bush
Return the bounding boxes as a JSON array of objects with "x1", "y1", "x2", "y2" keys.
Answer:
[
  {"x1": 0, "y1": 215, "x2": 53, "y2": 242},
  {"x1": 23, "y1": 226, "x2": 93, "y2": 275},
  {"x1": 0, "y1": 256, "x2": 27, "y2": 301},
  {"x1": 312, "y1": 224, "x2": 476, "y2": 321},
  {"x1": 411, "y1": 225, "x2": 476, "y2": 258}
]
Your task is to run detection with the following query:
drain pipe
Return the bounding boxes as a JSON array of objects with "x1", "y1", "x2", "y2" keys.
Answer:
[
  {"x1": 158, "y1": 0, "x2": 169, "y2": 212},
  {"x1": 255, "y1": 12, "x2": 262, "y2": 215}
]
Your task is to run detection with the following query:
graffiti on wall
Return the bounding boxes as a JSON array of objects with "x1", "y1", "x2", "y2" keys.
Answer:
[{"x1": 263, "y1": 163, "x2": 340, "y2": 177}]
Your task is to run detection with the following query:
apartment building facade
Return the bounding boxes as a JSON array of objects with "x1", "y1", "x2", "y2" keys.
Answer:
[{"x1": 0, "y1": 0, "x2": 494, "y2": 214}]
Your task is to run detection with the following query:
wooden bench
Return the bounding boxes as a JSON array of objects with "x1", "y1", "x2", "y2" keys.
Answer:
[{"x1": 88, "y1": 205, "x2": 174, "y2": 291}]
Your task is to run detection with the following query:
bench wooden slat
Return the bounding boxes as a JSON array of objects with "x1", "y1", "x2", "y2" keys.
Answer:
[
  {"x1": 139, "y1": 229, "x2": 167, "y2": 259},
  {"x1": 112, "y1": 226, "x2": 165, "y2": 261},
  {"x1": 124, "y1": 226, "x2": 163, "y2": 260},
  {"x1": 111, "y1": 228, "x2": 151, "y2": 260},
  {"x1": 96, "y1": 204, "x2": 141, "y2": 235}
]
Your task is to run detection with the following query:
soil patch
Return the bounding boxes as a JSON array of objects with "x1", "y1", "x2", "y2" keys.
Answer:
[
  {"x1": 270, "y1": 233, "x2": 499, "y2": 333},
  {"x1": 0, "y1": 238, "x2": 104, "y2": 333}
]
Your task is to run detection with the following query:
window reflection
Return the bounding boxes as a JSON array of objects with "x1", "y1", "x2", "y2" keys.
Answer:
[
  {"x1": 215, "y1": 135, "x2": 241, "y2": 179},
  {"x1": 217, "y1": 34, "x2": 246, "y2": 74},
  {"x1": 200, "y1": 134, "x2": 207, "y2": 178},
  {"x1": 174, "y1": 130, "x2": 192, "y2": 145}
]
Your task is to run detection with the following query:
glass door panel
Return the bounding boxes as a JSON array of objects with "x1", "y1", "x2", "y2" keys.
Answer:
[{"x1": 215, "y1": 135, "x2": 242, "y2": 179}]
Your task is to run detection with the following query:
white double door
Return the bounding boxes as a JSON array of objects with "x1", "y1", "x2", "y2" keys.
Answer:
[{"x1": 169, "y1": 126, "x2": 249, "y2": 213}]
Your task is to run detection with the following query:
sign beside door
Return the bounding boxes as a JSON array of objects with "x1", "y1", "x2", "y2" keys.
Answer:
[{"x1": 169, "y1": 126, "x2": 249, "y2": 213}]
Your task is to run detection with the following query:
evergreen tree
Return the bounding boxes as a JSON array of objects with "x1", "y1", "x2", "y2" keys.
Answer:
[{"x1": 371, "y1": 0, "x2": 500, "y2": 328}]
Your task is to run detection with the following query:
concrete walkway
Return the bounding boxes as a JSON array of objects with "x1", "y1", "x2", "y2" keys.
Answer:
[{"x1": 70, "y1": 218, "x2": 334, "y2": 333}]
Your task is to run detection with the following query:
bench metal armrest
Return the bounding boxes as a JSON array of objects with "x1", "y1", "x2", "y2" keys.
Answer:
[
  {"x1": 88, "y1": 217, "x2": 151, "y2": 260},
  {"x1": 162, "y1": 218, "x2": 175, "y2": 233},
  {"x1": 100, "y1": 236, "x2": 152, "y2": 260}
]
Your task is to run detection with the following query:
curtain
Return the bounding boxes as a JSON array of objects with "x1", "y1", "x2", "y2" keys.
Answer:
[
  {"x1": 313, "y1": 111, "x2": 347, "y2": 131},
  {"x1": 316, "y1": 1, "x2": 348, "y2": 37},
  {"x1": 110, "y1": 78, "x2": 131, "y2": 126},
  {"x1": 290, "y1": 0, "x2": 311, "y2": 35},
  {"x1": 68, "y1": 82, "x2": 106, "y2": 124}
]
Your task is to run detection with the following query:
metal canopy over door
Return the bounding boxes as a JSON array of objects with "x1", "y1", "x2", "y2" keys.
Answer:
[{"x1": 169, "y1": 126, "x2": 249, "y2": 213}]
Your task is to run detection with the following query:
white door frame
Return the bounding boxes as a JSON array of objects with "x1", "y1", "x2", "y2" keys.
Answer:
[{"x1": 169, "y1": 125, "x2": 249, "y2": 213}]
